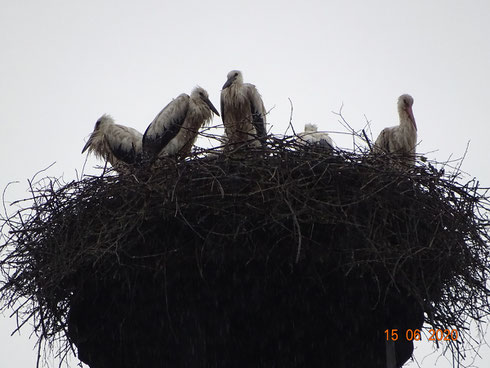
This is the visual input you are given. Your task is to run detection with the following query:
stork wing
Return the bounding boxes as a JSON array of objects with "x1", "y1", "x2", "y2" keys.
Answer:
[
  {"x1": 143, "y1": 94, "x2": 190, "y2": 158},
  {"x1": 318, "y1": 137, "x2": 333, "y2": 149},
  {"x1": 297, "y1": 131, "x2": 333, "y2": 149},
  {"x1": 106, "y1": 124, "x2": 143, "y2": 164},
  {"x1": 313, "y1": 133, "x2": 334, "y2": 148},
  {"x1": 374, "y1": 127, "x2": 392, "y2": 152},
  {"x1": 220, "y1": 90, "x2": 228, "y2": 127},
  {"x1": 245, "y1": 83, "x2": 267, "y2": 139}
]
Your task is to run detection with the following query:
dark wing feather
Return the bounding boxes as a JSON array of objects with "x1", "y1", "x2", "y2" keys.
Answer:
[
  {"x1": 220, "y1": 91, "x2": 228, "y2": 126},
  {"x1": 111, "y1": 141, "x2": 138, "y2": 164},
  {"x1": 143, "y1": 94, "x2": 189, "y2": 158},
  {"x1": 318, "y1": 138, "x2": 333, "y2": 149},
  {"x1": 106, "y1": 125, "x2": 143, "y2": 164},
  {"x1": 245, "y1": 84, "x2": 267, "y2": 139}
]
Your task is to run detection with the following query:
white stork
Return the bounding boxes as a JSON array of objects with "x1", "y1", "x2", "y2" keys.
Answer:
[
  {"x1": 82, "y1": 114, "x2": 143, "y2": 169},
  {"x1": 220, "y1": 70, "x2": 267, "y2": 149},
  {"x1": 143, "y1": 86, "x2": 219, "y2": 160},
  {"x1": 296, "y1": 123, "x2": 334, "y2": 149},
  {"x1": 374, "y1": 94, "x2": 417, "y2": 163}
]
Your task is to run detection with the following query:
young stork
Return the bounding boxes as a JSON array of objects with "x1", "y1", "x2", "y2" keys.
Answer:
[
  {"x1": 374, "y1": 94, "x2": 417, "y2": 163},
  {"x1": 143, "y1": 86, "x2": 219, "y2": 160},
  {"x1": 296, "y1": 123, "x2": 334, "y2": 149},
  {"x1": 82, "y1": 114, "x2": 143, "y2": 170},
  {"x1": 220, "y1": 70, "x2": 267, "y2": 149}
]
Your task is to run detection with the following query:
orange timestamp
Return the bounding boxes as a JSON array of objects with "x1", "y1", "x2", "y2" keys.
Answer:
[{"x1": 384, "y1": 329, "x2": 459, "y2": 342}]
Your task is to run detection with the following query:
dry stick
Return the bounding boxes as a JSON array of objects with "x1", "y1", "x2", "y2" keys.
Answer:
[
  {"x1": 332, "y1": 104, "x2": 369, "y2": 152},
  {"x1": 363, "y1": 114, "x2": 374, "y2": 141},
  {"x1": 284, "y1": 193, "x2": 302, "y2": 264},
  {"x1": 363, "y1": 129, "x2": 372, "y2": 151},
  {"x1": 453, "y1": 140, "x2": 471, "y2": 182},
  {"x1": 285, "y1": 97, "x2": 296, "y2": 136}
]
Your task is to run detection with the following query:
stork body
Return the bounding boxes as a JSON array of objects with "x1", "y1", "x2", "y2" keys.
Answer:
[
  {"x1": 220, "y1": 70, "x2": 267, "y2": 148},
  {"x1": 143, "y1": 86, "x2": 219, "y2": 160},
  {"x1": 297, "y1": 123, "x2": 334, "y2": 149},
  {"x1": 374, "y1": 94, "x2": 417, "y2": 162},
  {"x1": 82, "y1": 114, "x2": 143, "y2": 168}
]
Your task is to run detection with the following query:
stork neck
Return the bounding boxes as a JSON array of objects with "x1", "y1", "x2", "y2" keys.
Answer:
[{"x1": 399, "y1": 109, "x2": 417, "y2": 131}]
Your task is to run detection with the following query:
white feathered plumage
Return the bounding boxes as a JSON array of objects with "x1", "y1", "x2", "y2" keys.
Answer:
[
  {"x1": 143, "y1": 86, "x2": 219, "y2": 160},
  {"x1": 82, "y1": 114, "x2": 143, "y2": 168},
  {"x1": 374, "y1": 94, "x2": 417, "y2": 163},
  {"x1": 296, "y1": 124, "x2": 334, "y2": 149},
  {"x1": 220, "y1": 70, "x2": 267, "y2": 149}
]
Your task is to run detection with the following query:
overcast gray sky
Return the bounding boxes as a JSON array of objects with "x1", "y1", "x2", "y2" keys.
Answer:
[{"x1": 1, "y1": 0, "x2": 489, "y2": 367}]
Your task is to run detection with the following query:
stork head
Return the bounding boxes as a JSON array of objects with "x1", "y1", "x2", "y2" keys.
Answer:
[
  {"x1": 98, "y1": 114, "x2": 114, "y2": 123},
  {"x1": 94, "y1": 114, "x2": 114, "y2": 130},
  {"x1": 222, "y1": 70, "x2": 243, "y2": 89},
  {"x1": 82, "y1": 114, "x2": 114, "y2": 153},
  {"x1": 398, "y1": 94, "x2": 414, "y2": 108},
  {"x1": 191, "y1": 86, "x2": 220, "y2": 116},
  {"x1": 398, "y1": 94, "x2": 417, "y2": 130},
  {"x1": 304, "y1": 123, "x2": 318, "y2": 132}
]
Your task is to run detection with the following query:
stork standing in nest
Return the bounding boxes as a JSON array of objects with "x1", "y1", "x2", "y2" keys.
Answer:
[
  {"x1": 220, "y1": 70, "x2": 267, "y2": 149},
  {"x1": 374, "y1": 94, "x2": 417, "y2": 163},
  {"x1": 143, "y1": 86, "x2": 220, "y2": 161},
  {"x1": 82, "y1": 114, "x2": 143, "y2": 171}
]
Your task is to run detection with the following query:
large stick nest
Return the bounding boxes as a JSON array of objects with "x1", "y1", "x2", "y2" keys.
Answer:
[{"x1": 1, "y1": 135, "x2": 489, "y2": 366}]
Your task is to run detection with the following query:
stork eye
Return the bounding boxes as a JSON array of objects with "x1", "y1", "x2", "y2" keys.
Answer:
[{"x1": 234, "y1": 72, "x2": 238, "y2": 77}]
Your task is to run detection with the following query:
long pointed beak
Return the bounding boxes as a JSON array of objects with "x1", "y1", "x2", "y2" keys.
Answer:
[
  {"x1": 82, "y1": 137, "x2": 92, "y2": 153},
  {"x1": 408, "y1": 106, "x2": 417, "y2": 131},
  {"x1": 222, "y1": 76, "x2": 234, "y2": 90},
  {"x1": 204, "y1": 97, "x2": 220, "y2": 116}
]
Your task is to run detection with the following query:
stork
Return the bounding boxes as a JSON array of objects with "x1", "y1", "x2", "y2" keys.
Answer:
[
  {"x1": 374, "y1": 94, "x2": 417, "y2": 163},
  {"x1": 82, "y1": 114, "x2": 143, "y2": 169},
  {"x1": 143, "y1": 86, "x2": 219, "y2": 160},
  {"x1": 220, "y1": 70, "x2": 267, "y2": 149},
  {"x1": 296, "y1": 123, "x2": 334, "y2": 149}
]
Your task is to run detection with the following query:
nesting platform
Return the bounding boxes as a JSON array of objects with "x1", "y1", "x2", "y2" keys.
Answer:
[{"x1": 1, "y1": 139, "x2": 489, "y2": 367}]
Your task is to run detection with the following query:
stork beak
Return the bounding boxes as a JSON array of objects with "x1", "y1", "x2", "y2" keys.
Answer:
[
  {"x1": 407, "y1": 106, "x2": 417, "y2": 131},
  {"x1": 203, "y1": 97, "x2": 220, "y2": 116},
  {"x1": 222, "y1": 76, "x2": 234, "y2": 90},
  {"x1": 82, "y1": 137, "x2": 92, "y2": 153}
]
